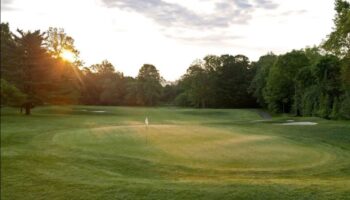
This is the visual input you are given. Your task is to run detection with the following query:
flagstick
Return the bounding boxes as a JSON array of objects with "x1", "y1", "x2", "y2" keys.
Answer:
[{"x1": 145, "y1": 117, "x2": 149, "y2": 144}]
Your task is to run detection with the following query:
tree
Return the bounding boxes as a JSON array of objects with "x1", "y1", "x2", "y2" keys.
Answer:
[
  {"x1": 98, "y1": 68, "x2": 126, "y2": 106},
  {"x1": 80, "y1": 67, "x2": 100, "y2": 104},
  {"x1": 249, "y1": 53, "x2": 277, "y2": 107},
  {"x1": 49, "y1": 59, "x2": 82, "y2": 105},
  {"x1": 264, "y1": 50, "x2": 310, "y2": 113},
  {"x1": 46, "y1": 27, "x2": 80, "y2": 64},
  {"x1": 136, "y1": 64, "x2": 162, "y2": 106},
  {"x1": 176, "y1": 54, "x2": 257, "y2": 108},
  {"x1": 304, "y1": 46, "x2": 323, "y2": 65},
  {"x1": 181, "y1": 63, "x2": 210, "y2": 108},
  {"x1": 160, "y1": 83, "x2": 181, "y2": 105},
  {"x1": 323, "y1": 0, "x2": 350, "y2": 58},
  {"x1": 124, "y1": 76, "x2": 139, "y2": 106},
  {"x1": 323, "y1": 0, "x2": 350, "y2": 119},
  {"x1": 340, "y1": 56, "x2": 350, "y2": 119},
  {"x1": 80, "y1": 60, "x2": 126, "y2": 105},
  {"x1": 202, "y1": 55, "x2": 221, "y2": 107},
  {"x1": 295, "y1": 65, "x2": 317, "y2": 116},
  {"x1": 314, "y1": 55, "x2": 342, "y2": 118},
  {"x1": 0, "y1": 79, "x2": 26, "y2": 107},
  {"x1": 216, "y1": 54, "x2": 257, "y2": 108},
  {"x1": 90, "y1": 60, "x2": 115, "y2": 74},
  {"x1": 1, "y1": 24, "x2": 83, "y2": 114},
  {"x1": 12, "y1": 29, "x2": 52, "y2": 115},
  {"x1": 0, "y1": 23, "x2": 18, "y2": 82}
]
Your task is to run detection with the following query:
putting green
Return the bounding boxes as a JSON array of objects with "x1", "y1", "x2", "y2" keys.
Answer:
[{"x1": 51, "y1": 124, "x2": 333, "y2": 176}]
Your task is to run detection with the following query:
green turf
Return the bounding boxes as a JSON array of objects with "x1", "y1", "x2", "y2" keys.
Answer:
[{"x1": 1, "y1": 106, "x2": 350, "y2": 199}]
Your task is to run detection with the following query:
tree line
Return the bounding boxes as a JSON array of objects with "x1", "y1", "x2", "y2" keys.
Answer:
[
  {"x1": 0, "y1": 0, "x2": 349, "y2": 119},
  {"x1": 0, "y1": 25, "x2": 166, "y2": 114}
]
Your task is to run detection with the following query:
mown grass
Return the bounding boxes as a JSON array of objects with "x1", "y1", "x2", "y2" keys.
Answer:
[{"x1": 1, "y1": 106, "x2": 350, "y2": 199}]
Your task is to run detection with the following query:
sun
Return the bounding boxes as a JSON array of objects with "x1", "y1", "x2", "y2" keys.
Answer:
[{"x1": 60, "y1": 50, "x2": 76, "y2": 62}]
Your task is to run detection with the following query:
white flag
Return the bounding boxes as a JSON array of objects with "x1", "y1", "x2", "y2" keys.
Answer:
[{"x1": 145, "y1": 117, "x2": 149, "y2": 126}]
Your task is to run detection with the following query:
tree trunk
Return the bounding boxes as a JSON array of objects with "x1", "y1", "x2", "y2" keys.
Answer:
[{"x1": 25, "y1": 103, "x2": 31, "y2": 115}]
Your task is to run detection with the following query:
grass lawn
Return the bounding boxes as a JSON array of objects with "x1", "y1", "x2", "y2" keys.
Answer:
[{"x1": 1, "y1": 106, "x2": 350, "y2": 199}]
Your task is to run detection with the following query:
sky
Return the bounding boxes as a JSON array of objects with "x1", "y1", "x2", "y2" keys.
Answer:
[{"x1": 1, "y1": 0, "x2": 336, "y2": 81}]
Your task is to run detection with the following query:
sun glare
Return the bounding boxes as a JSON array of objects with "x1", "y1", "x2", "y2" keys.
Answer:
[{"x1": 60, "y1": 50, "x2": 75, "y2": 62}]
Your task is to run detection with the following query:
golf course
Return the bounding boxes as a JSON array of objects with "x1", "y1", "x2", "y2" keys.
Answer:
[{"x1": 1, "y1": 106, "x2": 350, "y2": 199}]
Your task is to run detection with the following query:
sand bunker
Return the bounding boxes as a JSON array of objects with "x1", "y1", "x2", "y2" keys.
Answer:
[
  {"x1": 279, "y1": 122, "x2": 317, "y2": 125},
  {"x1": 77, "y1": 109, "x2": 106, "y2": 113}
]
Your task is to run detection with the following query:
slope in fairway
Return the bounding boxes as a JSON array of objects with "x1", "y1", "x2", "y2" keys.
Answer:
[{"x1": 1, "y1": 106, "x2": 350, "y2": 199}]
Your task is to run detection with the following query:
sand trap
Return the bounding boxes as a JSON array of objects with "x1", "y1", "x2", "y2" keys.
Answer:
[
  {"x1": 77, "y1": 109, "x2": 107, "y2": 113},
  {"x1": 279, "y1": 122, "x2": 317, "y2": 126}
]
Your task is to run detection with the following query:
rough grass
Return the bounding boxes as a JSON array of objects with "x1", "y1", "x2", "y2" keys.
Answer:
[{"x1": 1, "y1": 106, "x2": 350, "y2": 199}]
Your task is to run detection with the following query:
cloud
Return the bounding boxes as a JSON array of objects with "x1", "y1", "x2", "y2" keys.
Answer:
[
  {"x1": 165, "y1": 33, "x2": 243, "y2": 45},
  {"x1": 101, "y1": 0, "x2": 281, "y2": 47},
  {"x1": 101, "y1": 0, "x2": 279, "y2": 29},
  {"x1": 1, "y1": 0, "x2": 16, "y2": 11},
  {"x1": 233, "y1": 0, "x2": 253, "y2": 9},
  {"x1": 281, "y1": 10, "x2": 308, "y2": 16},
  {"x1": 254, "y1": 0, "x2": 278, "y2": 9}
]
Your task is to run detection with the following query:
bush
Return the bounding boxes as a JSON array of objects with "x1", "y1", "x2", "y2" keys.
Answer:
[
  {"x1": 174, "y1": 92, "x2": 191, "y2": 107},
  {"x1": 340, "y1": 94, "x2": 350, "y2": 119},
  {"x1": 0, "y1": 79, "x2": 26, "y2": 107}
]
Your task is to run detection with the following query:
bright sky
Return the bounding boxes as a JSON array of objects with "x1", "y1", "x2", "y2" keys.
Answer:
[{"x1": 1, "y1": 0, "x2": 336, "y2": 81}]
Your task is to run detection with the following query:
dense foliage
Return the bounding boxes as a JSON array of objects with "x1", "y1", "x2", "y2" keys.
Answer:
[
  {"x1": 250, "y1": 49, "x2": 349, "y2": 119},
  {"x1": 175, "y1": 55, "x2": 257, "y2": 108},
  {"x1": 0, "y1": 24, "x2": 81, "y2": 114}
]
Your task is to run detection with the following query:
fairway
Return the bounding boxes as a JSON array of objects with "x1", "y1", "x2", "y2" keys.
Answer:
[{"x1": 1, "y1": 106, "x2": 350, "y2": 199}]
